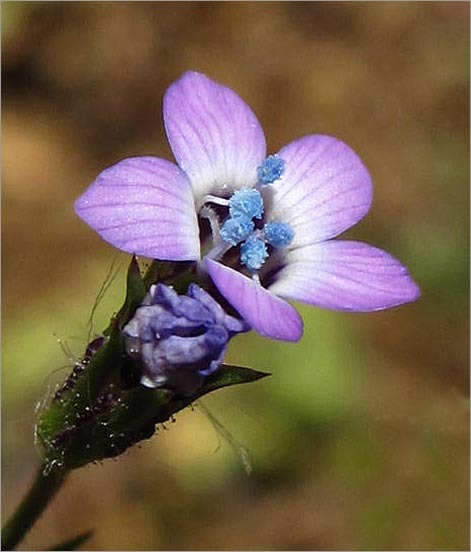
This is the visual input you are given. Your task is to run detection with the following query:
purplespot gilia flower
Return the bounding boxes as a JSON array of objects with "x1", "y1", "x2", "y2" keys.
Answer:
[{"x1": 75, "y1": 71, "x2": 420, "y2": 342}]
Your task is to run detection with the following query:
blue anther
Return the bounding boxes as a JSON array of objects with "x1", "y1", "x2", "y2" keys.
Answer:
[
  {"x1": 229, "y1": 189, "x2": 264, "y2": 220},
  {"x1": 264, "y1": 222, "x2": 294, "y2": 248},
  {"x1": 257, "y1": 155, "x2": 285, "y2": 186},
  {"x1": 240, "y1": 235, "x2": 268, "y2": 272},
  {"x1": 220, "y1": 216, "x2": 254, "y2": 246}
]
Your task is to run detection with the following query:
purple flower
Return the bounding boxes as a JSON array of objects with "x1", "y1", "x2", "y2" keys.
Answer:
[
  {"x1": 75, "y1": 71, "x2": 420, "y2": 343},
  {"x1": 124, "y1": 283, "x2": 249, "y2": 395}
]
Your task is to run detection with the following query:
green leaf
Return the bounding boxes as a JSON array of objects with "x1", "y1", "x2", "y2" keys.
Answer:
[
  {"x1": 112, "y1": 255, "x2": 147, "y2": 331},
  {"x1": 48, "y1": 530, "x2": 93, "y2": 550},
  {"x1": 199, "y1": 364, "x2": 271, "y2": 394},
  {"x1": 154, "y1": 364, "x2": 271, "y2": 423},
  {"x1": 142, "y1": 259, "x2": 167, "y2": 289}
]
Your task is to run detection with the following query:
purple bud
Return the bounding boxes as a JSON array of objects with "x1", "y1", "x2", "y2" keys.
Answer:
[{"x1": 123, "y1": 284, "x2": 249, "y2": 395}]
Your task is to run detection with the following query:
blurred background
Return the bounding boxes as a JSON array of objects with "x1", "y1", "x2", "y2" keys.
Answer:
[{"x1": 2, "y1": 2, "x2": 469, "y2": 550}]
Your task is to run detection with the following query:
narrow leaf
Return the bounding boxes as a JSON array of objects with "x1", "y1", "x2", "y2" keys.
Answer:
[
  {"x1": 113, "y1": 255, "x2": 147, "y2": 330},
  {"x1": 154, "y1": 365, "x2": 270, "y2": 423},
  {"x1": 48, "y1": 530, "x2": 93, "y2": 550},
  {"x1": 199, "y1": 364, "x2": 271, "y2": 395}
]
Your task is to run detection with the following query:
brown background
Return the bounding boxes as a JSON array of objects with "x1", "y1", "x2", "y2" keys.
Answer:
[{"x1": 2, "y1": 2, "x2": 469, "y2": 550}]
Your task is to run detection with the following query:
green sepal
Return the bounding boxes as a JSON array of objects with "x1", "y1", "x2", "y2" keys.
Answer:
[
  {"x1": 37, "y1": 361, "x2": 269, "y2": 471},
  {"x1": 105, "y1": 257, "x2": 201, "y2": 333},
  {"x1": 54, "y1": 387, "x2": 173, "y2": 470},
  {"x1": 154, "y1": 364, "x2": 270, "y2": 423},
  {"x1": 105, "y1": 255, "x2": 146, "y2": 334},
  {"x1": 200, "y1": 364, "x2": 270, "y2": 394},
  {"x1": 35, "y1": 325, "x2": 125, "y2": 469},
  {"x1": 35, "y1": 257, "x2": 268, "y2": 473}
]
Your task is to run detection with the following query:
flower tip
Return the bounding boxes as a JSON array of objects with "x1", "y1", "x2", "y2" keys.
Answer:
[
  {"x1": 73, "y1": 192, "x2": 87, "y2": 217},
  {"x1": 73, "y1": 191, "x2": 96, "y2": 229},
  {"x1": 389, "y1": 264, "x2": 421, "y2": 308},
  {"x1": 181, "y1": 69, "x2": 202, "y2": 77},
  {"x1": 274, "y1": 318, "x2": 304, "y2": 343},
  {"x1": 404, "y1": 276, "x2": 421, "y2": 304},
  {"x1": 175, "y1": 69, "x2": 210, "y2": 87},
  {"x1": 257, "y1": 310, "x2": 304, "y2": 342},
  {"x1": 371, "y1": 274, "x2": 421, "y2": 311}
]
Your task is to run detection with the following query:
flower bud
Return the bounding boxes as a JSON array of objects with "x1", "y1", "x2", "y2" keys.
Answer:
[{"x1": 123, "y1": 283, "x2": 249, "y2": 395}]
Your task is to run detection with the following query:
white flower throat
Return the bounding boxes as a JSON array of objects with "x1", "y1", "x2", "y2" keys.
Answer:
[{"x1": 198, "y1": 155, "x2": 295, "y2": 275}]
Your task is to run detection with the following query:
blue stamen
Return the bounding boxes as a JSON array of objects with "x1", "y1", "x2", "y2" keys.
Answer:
[
  {"x1": 257, "y1": 155, "x2": 285, "y2": 186},
  {"x1": 264, "y1": 222, "x2": 294, "y2": 248},
  {"x1": 229, "y1": 189, "x2": 264, "y2": 220},
  {"x1": 240, "y1": 235, "x2": 268, "y2": 272},
  {"x1": 220, "y1": 216, "x2": 254, "y2": 246}
]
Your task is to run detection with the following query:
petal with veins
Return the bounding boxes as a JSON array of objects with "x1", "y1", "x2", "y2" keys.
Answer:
[
  {"x1": 265, "y1": 135, "x2": 373, "y2": 248},
  {"x1": 74, "y1": 156, "x2": 200, "y2": 260},
  {"x1": 206, "y1": 258, "x2": 303, "y2": 342},
  {"x1": 269, "y1": 240, "x2": 420, "y2": 311},
  {"x1": 164, "y1": 71, "x2": 266, "y2": 202}
]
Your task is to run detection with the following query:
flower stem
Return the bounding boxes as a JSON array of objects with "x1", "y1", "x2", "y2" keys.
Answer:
[{"x1": 2, "y1": 465, "x2": 68, "y2": 550}]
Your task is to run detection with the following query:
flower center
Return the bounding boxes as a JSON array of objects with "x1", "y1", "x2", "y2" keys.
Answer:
[{"x1": 200, "y1": 156, "x2": 294, "y2": 276}]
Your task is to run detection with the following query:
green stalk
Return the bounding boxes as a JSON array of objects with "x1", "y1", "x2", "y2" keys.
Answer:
[{"x1": 2, "y1": 465, "x2": 68, "y2": 550}]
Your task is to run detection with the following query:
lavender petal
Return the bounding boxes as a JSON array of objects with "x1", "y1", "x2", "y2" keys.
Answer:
[
  {"x1": 270, "y1": 240, "x2": 420, "y2": 311},
  {"x1": 163, "y1": 71, "x2": 266, "y2": 202},
  {"x1": 75, "y1": 156, "x2": 200, "y2": 261},
  {"x1": 205, "y1": 258, "x2": 303, "y2": 342},
  {"x1": 265, "y1": 135, "x2": 373, "y2": 248}
]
